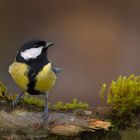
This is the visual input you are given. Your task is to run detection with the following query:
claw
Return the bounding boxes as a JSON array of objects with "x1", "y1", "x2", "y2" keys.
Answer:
[
  {"x1": 12, "y1": 99, "x2": 19, "y2": 108},
  {"x1": 12, "y1": 91, "x2": 25, "y2": 108},
  {"x1": 41, "y1": 104, "x2": 49, "y2": 122},
  {"x1": 41, "y1": 112, "x2": 49, "y2": 122}
]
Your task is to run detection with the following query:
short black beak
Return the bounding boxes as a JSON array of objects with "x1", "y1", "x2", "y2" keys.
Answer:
[{"x1": 45, "y1": 42, "x2": 54, "y2": 48}]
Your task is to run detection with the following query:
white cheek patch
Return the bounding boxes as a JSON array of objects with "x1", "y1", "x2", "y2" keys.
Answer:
[{"x1": 21, "y1": 47, "x2": 43, "y2": 60}]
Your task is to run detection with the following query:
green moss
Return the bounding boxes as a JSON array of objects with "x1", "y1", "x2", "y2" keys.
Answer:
[
  {"x1": 0, "y1": 81, "x2": 7, "y2": 98},
  {"x1": 0, "y1": 80, "x2": 88, "y2": 111},
  {"x1": 100, "y1": 83, "x2": 107, "y2": 100},
  {"x1": 53, "y1": 98, "x2": 89, "y2": 111},
  {"x1": 21, "y1": 94, "x2": 89, "y2": 111},
  {"x1": 21, "y1": 96, "x2": 89, "y2": 111},
  {"x1": 100, "y1": 74, "x2": 140, "y2": 119},
  {"x1": 22, "y1": 93, "x2": 45, "y2": 107}
]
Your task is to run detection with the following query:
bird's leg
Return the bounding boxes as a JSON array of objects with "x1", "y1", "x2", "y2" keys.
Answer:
[
  {"x1": 42, "y1": 92, "x2": 49, "y2": 122},
  {"x1": 12, "y1": 91, "x2": 25, "y2": 108}
]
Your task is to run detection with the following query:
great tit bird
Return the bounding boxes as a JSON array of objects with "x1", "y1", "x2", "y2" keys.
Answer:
[{"x1": 9, "y1": 39, "x2": 61, "y2": 120}]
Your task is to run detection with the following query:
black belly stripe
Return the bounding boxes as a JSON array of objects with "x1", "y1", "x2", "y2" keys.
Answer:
[
  {"x1": 27, "y1": 66, "x2": 39, "y2": 95},
  {"x1": 27, "y1": 62, "x2": 48, "y2": 95}
]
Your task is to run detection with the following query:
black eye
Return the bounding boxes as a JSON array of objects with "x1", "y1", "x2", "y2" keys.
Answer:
[
  {"x1": 33, "y1": 44, "x2": 39, "y2": 48},
  {"x1": 38, "y1": 41, "x2": 46, "y2": 46}
]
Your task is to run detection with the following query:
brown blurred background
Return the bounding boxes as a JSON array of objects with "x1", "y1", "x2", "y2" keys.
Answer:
[{"x1": 0, "y1": 0, "x2": 140, "y2": 106}]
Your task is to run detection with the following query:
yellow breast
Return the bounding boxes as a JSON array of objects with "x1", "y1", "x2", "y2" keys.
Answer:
[
  {"x1": 35, "y1": 63, "x2": 56, "y2": 92},
  {"x1": 8, "y1": 62, "x2": 29, "y2": 90},
  {"x1": 9, "y1": 62, "x2": 56, "y2": 93}
]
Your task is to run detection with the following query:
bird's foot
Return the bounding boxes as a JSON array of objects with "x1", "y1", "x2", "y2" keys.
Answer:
[
  {"x1": 12, "y1": 91, "x2": 24, "y2": 108},
  {"x1": 41, "y1": 112, "x2": 49, "y2": 122},
  {"x1": 12, "y1": 99, "x2": 19, "y2": 108}
]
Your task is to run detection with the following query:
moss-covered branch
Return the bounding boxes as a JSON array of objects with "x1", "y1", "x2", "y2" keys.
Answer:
[
  {"x1": 0, "y1": 81, "x2": 89, "y2": 111},
  {"x1": 0, "y1": 81, "x2": 111, "y2": 139}
]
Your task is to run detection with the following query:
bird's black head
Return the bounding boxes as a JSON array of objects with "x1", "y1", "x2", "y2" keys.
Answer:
[{"x1": 16, "y1": 39, "x2": 54, "y2": 64}]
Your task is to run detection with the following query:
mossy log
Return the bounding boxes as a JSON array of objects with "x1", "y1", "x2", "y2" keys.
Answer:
[
  {"x1": 0, "y1": 82, "x2": 111, "y2": 139},
  {"x1": 0, "y1": 101, "x2": 111, "y2": 139}
]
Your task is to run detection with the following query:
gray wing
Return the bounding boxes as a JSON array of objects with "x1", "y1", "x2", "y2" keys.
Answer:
[{"x1": 51, "y1": 64, "x2": 62, "y2": 74}]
